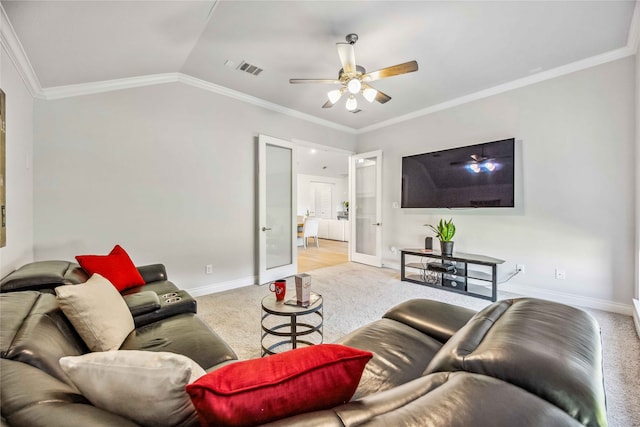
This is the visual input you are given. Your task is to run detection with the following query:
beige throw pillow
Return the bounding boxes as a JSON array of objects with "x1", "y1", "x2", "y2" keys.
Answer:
[
  {"x1": 55, "y1": 273, "x2": 134, "y2": 351},
  {"x1": 59, "y1": 350, "x2": 206, "y2": 427}
]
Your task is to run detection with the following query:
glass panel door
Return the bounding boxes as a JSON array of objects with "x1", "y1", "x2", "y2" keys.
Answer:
[
  {"x1": 258, "y1": 135, "x2": 297, "y2": 284},
  {"x1": 350, "y1": 150, "x2": 382, "y2": 267}
]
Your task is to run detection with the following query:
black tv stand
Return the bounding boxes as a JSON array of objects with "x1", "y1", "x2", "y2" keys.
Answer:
[{"x1": 400, "y1": 249, "x2": 505, "y2": 301}]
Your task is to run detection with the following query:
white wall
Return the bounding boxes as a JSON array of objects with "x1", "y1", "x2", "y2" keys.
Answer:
[
  {"x1": 33, "y1": 82, "x2": 355, "y2": 292},
  {"x1": 0, "y1": 46, "x2": 34, "y2": 276},
  {"x1": 634, "y1": 48, "x2": 639, "y2": 333},
  {"x1": 297, "y1": 173, "x2": 348, "y2": 219},
  {"x1": 16, "y1": 38, "x2": 637, "y2": 314},
  {"x1": 356, "y1": 57, "x2": 636, "y2": 310},
  {"x1": 636, "y1": 48, "x2": 640, "y2": 300}
]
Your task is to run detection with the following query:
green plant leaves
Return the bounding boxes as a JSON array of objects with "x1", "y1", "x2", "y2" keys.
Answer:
[{"x1": 425, "y1": 218, "x2": 456, "y2": 241}]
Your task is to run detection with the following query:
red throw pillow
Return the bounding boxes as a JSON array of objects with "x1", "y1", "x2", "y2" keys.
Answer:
[
  {"x1": 75, "y1": 245, "x2": 146, "y2": 292},
  {"x1": 186, "y1": 344, "x2": 373, "y2": 427}
]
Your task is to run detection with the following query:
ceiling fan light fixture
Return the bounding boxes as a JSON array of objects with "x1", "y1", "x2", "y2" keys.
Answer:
[
  {"x1": 363, "y1": 87, "x2": 377, "y2": 103},
  {"x1": 345, "y1": 95, "x2": 358, "y2": 111},
  {"x1": 327, "y1": 89, "x2": 343, "y2": 104},
  {"x1": 347, "y1": 78, "x2": 361, "y2": 94},
  {"x1": 469, "y1": 163, "x2": 481, "y2": 173},
  {"x1": 289, "y1": 34, "x2": 417, "y2": 112}
]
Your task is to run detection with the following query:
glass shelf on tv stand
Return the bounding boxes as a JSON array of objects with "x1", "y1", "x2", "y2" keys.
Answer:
[{"x1": 400, "y1": 249, "x2": 505, "y2": 302}]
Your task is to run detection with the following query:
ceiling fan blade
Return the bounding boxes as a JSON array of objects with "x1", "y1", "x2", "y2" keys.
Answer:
[
  {"x1": 337, "y1": 43, "x2": 357, "y2": 75},
  {"x1": 361, "y1": 83, "x2": 392, "y2": 104},
  {"x1": 374, "y1": 89, "x2": 392, "y2": 104},
  {"x1": 289, "y1": 78, "x2": 341, "y2": 84},
  {"x1": 363, "y1": 60, "x2": 418, "y2": 82},
  {"x1": 322, "y1": 100, "x2": 335, "y2": 109}
]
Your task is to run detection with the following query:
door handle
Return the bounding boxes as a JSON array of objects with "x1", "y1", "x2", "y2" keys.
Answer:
[
  {"x1": 373, "y1": 222, "x2": 381, "y2": 226},
  {"x1": 262, "y1": 227, "x2": 272, "y2": 232}
]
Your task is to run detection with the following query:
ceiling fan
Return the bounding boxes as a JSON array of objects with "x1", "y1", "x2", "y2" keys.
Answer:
[
  {"x1": 289, "y1": 33, "x2": 418, "y2": 111},
  {"x1": 451, "y1": 153, "x2": 506, "y2": 173}
]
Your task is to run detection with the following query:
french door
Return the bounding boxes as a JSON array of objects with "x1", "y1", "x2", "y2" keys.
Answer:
[
  {"x1": 258, "y1": 135, "x2": 297, "y2": 284},
  {"x1": 349, "y1": 150, "x2": 383, "y2": 267}
]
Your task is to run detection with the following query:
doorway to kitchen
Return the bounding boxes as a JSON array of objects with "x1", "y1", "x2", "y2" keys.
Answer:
[
  {"x1": 297, "y1": 239, "x2": 348, "y2": 272},
  {"x1": 294, "y1": 140, "x2": 352, "y2": 273},
  {"x1": 311, "y1": 182, "x2": 333, "y2": 219}
]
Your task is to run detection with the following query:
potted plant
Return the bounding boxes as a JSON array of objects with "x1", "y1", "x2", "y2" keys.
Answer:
[{"x1": 426, "y1": 218, "x2": 456, "y2": 256}]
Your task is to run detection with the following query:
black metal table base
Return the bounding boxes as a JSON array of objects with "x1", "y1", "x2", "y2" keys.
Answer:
[{"x1": 260, "y1": 297, "x2": 323, "y2": 357}]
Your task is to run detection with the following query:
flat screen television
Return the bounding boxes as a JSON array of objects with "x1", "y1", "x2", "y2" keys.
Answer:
[{"x1": 401, "y1": 138, "x2": 515, "y2": 208}]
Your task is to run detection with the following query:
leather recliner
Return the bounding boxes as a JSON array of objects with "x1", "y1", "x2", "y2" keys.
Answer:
[
  {"x1": 0, "y1": 260, "x2": 197, "y2": 327},
  {"x1": 0, "y1": 261, "x2": 607, "y2": 427}
]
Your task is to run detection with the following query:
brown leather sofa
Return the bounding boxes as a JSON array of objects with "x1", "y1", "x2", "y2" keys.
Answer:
[{"x1": 0, "y1": 262, "x2": 607, "y2": 427}]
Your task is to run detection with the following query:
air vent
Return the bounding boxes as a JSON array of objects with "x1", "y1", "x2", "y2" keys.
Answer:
[{"x1": 236, "y1": 60, "x2": 263, "y2": 76}]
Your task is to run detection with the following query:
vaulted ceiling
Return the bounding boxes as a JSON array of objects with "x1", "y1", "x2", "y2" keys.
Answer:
[{"x1": 2, "y1": 0, "x2": 638, "y2": 134}]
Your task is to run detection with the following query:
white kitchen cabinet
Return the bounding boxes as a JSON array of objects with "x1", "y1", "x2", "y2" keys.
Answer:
[
  {"x1": 328, "y1": 220, "x2": 344, "y2": 241},
  {"x1": 344, "y1": 220, "x2": 351, "y2": 242},
  {"x1": 316, "y1": 219, "x2": 350, "y2": 242},
  {"x1": 317, "y1": 219, "x2": 329, "y2": 239}
]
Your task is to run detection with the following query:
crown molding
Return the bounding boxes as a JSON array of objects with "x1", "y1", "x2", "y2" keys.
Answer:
[
  {"x1": 42, "y1": 73, "x2": 180, "y2": 99},
  {"x1": 0, "y1": 4, "x2": 43, "y2": 98},
  {"x1": 357, "y1": 45, "x2": 636, "y2": 134},
  {"x1": 176, "y1": 74, "x2": 356, "y2": 134},
  {"x1": 39, "y1": 72, "x2": 355, "y2": 133},
  {"x1": 2, "y1": 0, "x2": 637, "y2": 135},
  {"x1": 38, "y1": 38, "x2": 634, "y2": 136}
]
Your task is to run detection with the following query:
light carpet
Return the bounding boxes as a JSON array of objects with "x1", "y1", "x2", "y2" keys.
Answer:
[{"x1": 196, "y1": 262, "x2": 640, "y2": 427}]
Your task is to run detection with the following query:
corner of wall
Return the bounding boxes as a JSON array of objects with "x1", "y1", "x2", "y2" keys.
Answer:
[
  {"x1": 0, "y1": 4, "x2": 43, "y2": 98},
  {"x1": 636, "y1": 15, "x2": 640, "y2": 304},
  {"x1": 634, "y1": 299, "x2": 640, "y2": 338},
  {"x1": 635, "y1": 27, "x2": 640, "y2": 338},
  {"x1": 0, "y1": 27, "x2": 36, "y2": 277}
]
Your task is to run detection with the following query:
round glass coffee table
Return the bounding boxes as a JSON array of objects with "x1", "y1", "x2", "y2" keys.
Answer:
[{"x1": 260, "y1": 294, "x2": 323, "y2": 356}]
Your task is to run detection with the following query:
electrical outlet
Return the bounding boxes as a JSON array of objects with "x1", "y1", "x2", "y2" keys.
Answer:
[
  {"x1": 555, "y1": 269, "x2": 566, "y2": 280},
  {"x1": 205, "y1": 264, "x2": 213, "y2": 275},
  {"x1": 516, "y1": 264, "x2": 525, "y2": 273},
  {"x1": 390, "y1": 246, "x2": 397, "y2": 253}
]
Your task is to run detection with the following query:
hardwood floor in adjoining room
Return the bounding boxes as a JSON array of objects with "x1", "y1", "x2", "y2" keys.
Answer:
[{"x1": 297, "y1": 239, "x2": 348, "y2": 273}]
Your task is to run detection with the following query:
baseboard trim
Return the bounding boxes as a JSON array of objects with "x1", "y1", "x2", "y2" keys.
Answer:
[
  {"x1": 383, "y1": 262, "x2": 632, "y2": 316},
  {"x1": 499, "y1": 283, "x2": 633, "y2": 316},
  {"x1": 188, "y1": 275, "x2": 257, "y2": 297},
  {"x1": 188, "y1": 265, "x2": 634, "y2": 316},
  {"x1": 633, "y1": 299, "x2": 640, "y2": 338}
]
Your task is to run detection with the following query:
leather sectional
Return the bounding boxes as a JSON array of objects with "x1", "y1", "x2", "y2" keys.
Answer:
[{"x1": 0, "y1": 261, "x2": 607, "y2": 426}]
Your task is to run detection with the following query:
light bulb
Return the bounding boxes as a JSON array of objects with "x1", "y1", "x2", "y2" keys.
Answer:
[
  {"x1": 327, "y1": 89, "x2": 342, "y2": 104},
  {"x1": 363, "y1": 87, "x2": 377, "y2": 103},
  {"x1": 347, "y1": 78, "x2": 361, "y2": 94},
  {"x1": 469, "y1": 163, "x2": 481, "y2": 173},
  {"x1": 484, "y1": 162, "x2": 496, "y2": 172},
  {"x1": 345, "y1": 95, "x2": 358, "y2": 111}
]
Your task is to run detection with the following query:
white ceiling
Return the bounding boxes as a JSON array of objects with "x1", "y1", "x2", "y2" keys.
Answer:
[
  {"x1": 295, "y1": 142, "x2": 351, "y2": 178},
  {"x1": 2, "y1": 0, "x2": 637, "y2": 135},
  {"x1": 4, "y1": 0, "x2": 635, "y2": 178}
]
